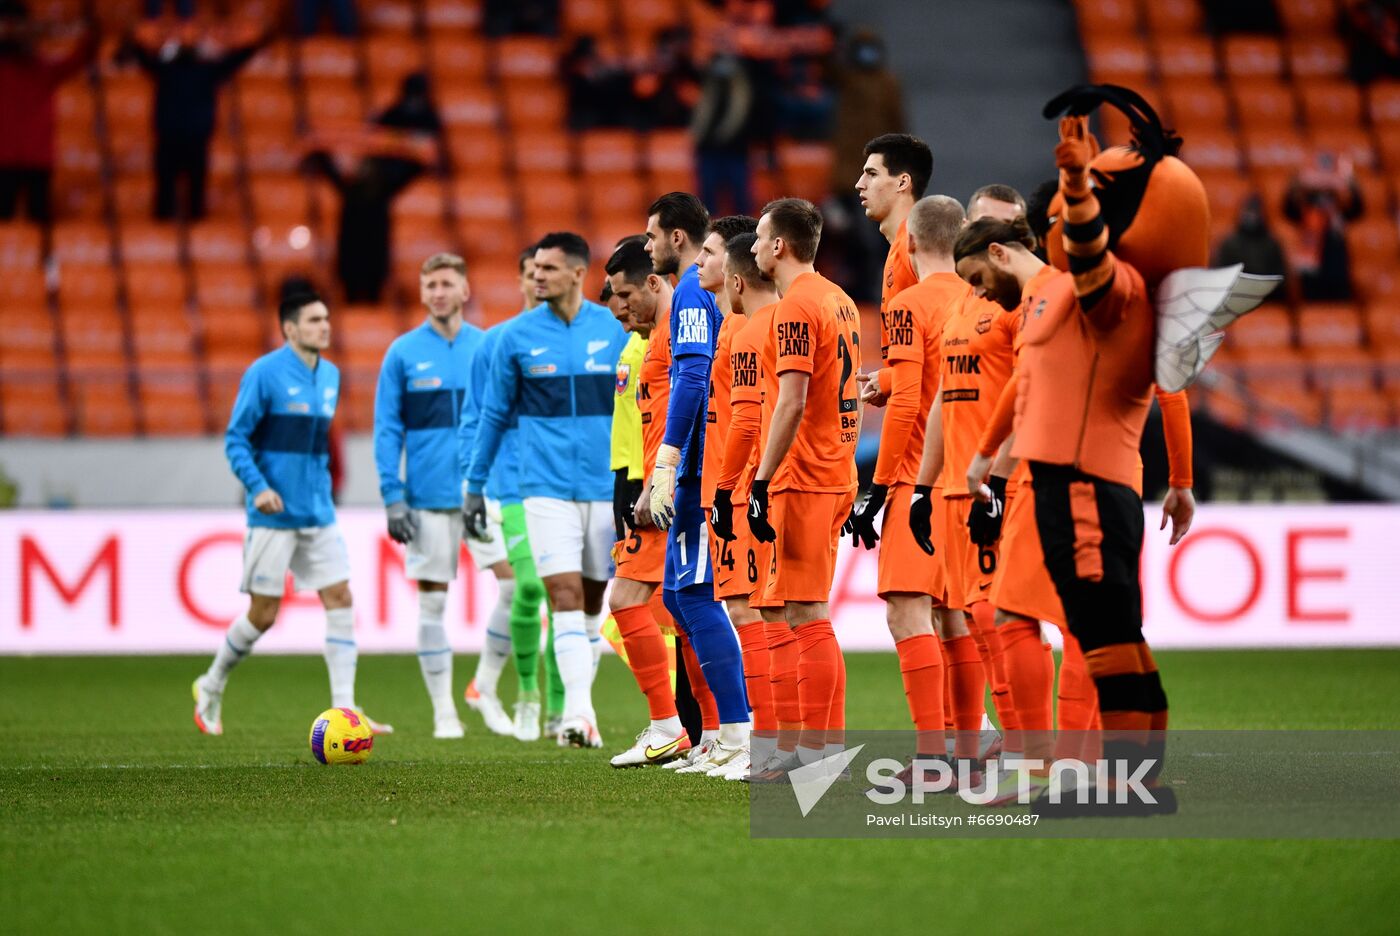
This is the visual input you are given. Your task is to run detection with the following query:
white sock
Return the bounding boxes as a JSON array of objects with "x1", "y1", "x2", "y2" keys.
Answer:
[
  {"x1": 206, "y1": 615, "x2": 262, "y2": 690},
  {"x1": 652, "y1": 715, "x2": 683, "y2": 735},
  {"x1": 751, "y1": 732, "x2": 777, "y2": 766},
  {"x1": 719, "y1": 721, "x2": 751, "y2": 748},
  {"x1": 417, "y1": 590, "x2": 456, "y2": 721},
  {"x1": 699, "y1": 728, "x2": 719, "y2": 746},
  {"x1": 474, "y1": 578, "x2": 514, "y2": 698},
  {"x1": 584, "y1": 611, "x2": 604, "y2": 682},
  {"x1": 552, "y1": 609, "x2": 594, "y2": 723},
  {"x1": 323, "y1": 607, "x2": 357, "y2": 709}
]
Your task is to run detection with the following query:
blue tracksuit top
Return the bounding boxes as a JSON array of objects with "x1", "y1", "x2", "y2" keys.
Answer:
[
  {"x1": 374, "y1": 318, "x2": 483, "y2": 510},
  {"x1": 665, "y1": 263, "x2": 722, "y2": 479},
  {"x1": 225, "y1": 344, "x2": 339, "y2": 529},
  {"x1": 458, "y1": 322, "x2": 523, "y2": 504},
  {"x1": 467, "y1": 300, "x2": 626, "y2": 503}
]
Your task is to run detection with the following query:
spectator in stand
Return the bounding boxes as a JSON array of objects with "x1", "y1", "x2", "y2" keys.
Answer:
[
  {"x1": 778, "y1": 56, "x2": 835, "y2": 140},
  {"x1": 564, "y1": 35, "x2": 635, "y2": 131},
  {"x1": 121, "y1": 22, "x2": 267, "y2": 221},
  {"x1": 827, "y1": 28, "x2": 905, "y2": 301},
  {"x1": 483, "y1": 0, "x2": 559, "y2": 37},
  {"x1": 0, "y1": 2, "x2": 97, "y2": 223},
  {"x1": 144, "y1": 0, "x2": 194, "y2": 18},
  {"x1": 1342, "y1": 0, "x2": 1400, "y2": 82},
  {"x1": 690, "y1": 53, "x2": 758, "y2": 216},
  {"x1": 633, "y1": 27, "x2": 700, "y2": 130},
  {"x1": 1283, "y1": 152, "x2": 1363, "y2": 302},
  {"x1": 1215, "y1": 195, "x2": 1291, "y2": 303},
  {"x1": 295, "y1": 0, "x2": 357, "y2": 36},
  {"x1": 1201, "y1": 0, "x2": 1281, "y2": 34}
]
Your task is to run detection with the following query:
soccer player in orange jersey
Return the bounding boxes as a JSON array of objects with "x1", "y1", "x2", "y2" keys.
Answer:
[
  {"x1": 967, "y1": 184, "x2": 1027, "y2": 225},
  {"x1": 953, "y1": 116, "x2": 1178, "y2": 813},
  {"x1": 748, "y1": 198, "x2": 862, "y2": 773},
  {"x1": 844, "y1": 195, "x2": 970, "y2": 786},
  {"x1": 856, "y1": 133, "x2": 932, "y2": 313},
  {"x1": 601, "y1": 239, "x2": 692, "y2": 767}
]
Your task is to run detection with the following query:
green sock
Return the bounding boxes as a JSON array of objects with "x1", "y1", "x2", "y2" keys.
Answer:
[
  {"x1": 501, "y1": 503, "x2": 543, "y2": 695},
  {"x1": 544, "y1": 616, "x2": 564, "y2": 718}
]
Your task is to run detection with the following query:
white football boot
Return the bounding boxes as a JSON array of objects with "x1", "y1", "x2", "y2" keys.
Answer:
[
  {"x1": 610, "y1": 725, "x2": 692, "y2": 768},
  {"x1": 513, "y1": 700, "x2": 542, "y2": 742},
  {"x1": 191, "y1": 677, "x2": 222, "y2": 736},
  {"x1": 700, "y1": 741, "x2": 748, "y2": 776},
  {"x1": 434, "y1": 715, "x2": 465, "y2": 739},
  {"x1": 748, "y1": 747, "x2": 802, "y2": 783},
  {"x1": 464, "y1": 680, "x2": 513, "y2": 736},
  {"x1": 359, "y1": 712, "x2": 394, "y2": 735},
  {"x1": 712, "y1": 747, "x2": 753, "y2": 781},
  {"x1": 675, "y1": 738, "x2": 726, "y2": 774},
  {"x1": 559, "y1": 715, "x2": 603, "y2": 749}
]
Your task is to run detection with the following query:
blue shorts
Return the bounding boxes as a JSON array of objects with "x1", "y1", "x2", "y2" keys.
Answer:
[{"x1": 664, "y1": 477, "x2": 713, "y2": 591}]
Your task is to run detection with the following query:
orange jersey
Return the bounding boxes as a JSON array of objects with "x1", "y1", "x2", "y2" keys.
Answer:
[
  {"x1": 701, "y1": 311, "x2": 745, "y2": 508},
  {"x1": 771, "y1": 272, "x2": 861, "y2": 494},
  {"x1": 639, "y1": 305, "x2": 672, "y2": 476},
  {"x1": 1011, "y1": 261, "x2": 1155, "y2": 490},
  {"x1": 940, "y1": 294, "x2": 1020, "y2": 498},
  {"x1": 872, "y1": 272, "x2": 968, "y2": 486},
  {"x1": 881, "y1": 218, "x2": 919, "y2": 317}
]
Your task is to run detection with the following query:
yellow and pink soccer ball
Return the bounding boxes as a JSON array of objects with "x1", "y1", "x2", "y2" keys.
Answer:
[{"x1": 309, "y1": 707, "x2": 374, "y2": 765}]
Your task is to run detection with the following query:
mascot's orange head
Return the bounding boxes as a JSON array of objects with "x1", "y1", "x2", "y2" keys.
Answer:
[{"x1": 1042, "y1": 84, "x2": 1211, "y2": 288}]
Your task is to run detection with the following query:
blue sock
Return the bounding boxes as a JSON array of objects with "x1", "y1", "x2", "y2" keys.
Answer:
[{"x1": 669, "y1": 583, "x2": 750, "y2": 725}]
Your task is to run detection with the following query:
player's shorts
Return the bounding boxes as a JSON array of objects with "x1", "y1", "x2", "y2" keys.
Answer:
[
  {"x1": 461, "y1": 498, "x2": 508, "y2": 574},
  {"x1": 614, "y1": 525, "x2": 666, "y2": 584},
  {"x1": 764, "y1": 488, "x2": 855, "y2": 604},
  {"x1": 523, "y1": 497, "x2": 614, "y2": 581},
  {"x1": 941, "y1": 496, "x2": 998, "y2": 611},
  {"x1": 990, "y1": 483, "x2": 1065, "y2": 627},
  {"x1": 664, "y1": 478, "x2": 713, "y2": 591},
  {"x1": 749, "y1": 528, "x2": 780, "y2": 610},
  {"x1": 709, "y1": 499, "x2": 758, "y2": 601},
  {"x1": 241, "y1": 524, "x2": 350, "y2": 596},
  {"x1": 405, "y1": 508, "x2": 464, "y2": 583},
  {"x1": 877, "y1": 482, "x2": 946, "y2": 601}
]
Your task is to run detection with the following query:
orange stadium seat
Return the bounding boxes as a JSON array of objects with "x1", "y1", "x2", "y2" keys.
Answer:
[
  {"x1": 779, "y1": 141, "x2": 836, "y2": 202},
  {"x1": 1243, "y1": 127, "x2": 1309, "y2": 172},
  {"x1": 1082, "y1": 36, "x2": 1151, "y2": 84},
  {"x1": 249, "y1": 175, "x2": 312, "y2": 225},
  {"x1": 238, "y1": 39, "x2": 293, "y2": 86},
  {"x1": 1231, "y1": 80, "x2": 1298, "y2": 132},
  {"x1": 201, "y1": 305, "x2": 266, "y2": 367},
  {"x1": 1162, "y1": 80, "x2": 1232, "y2": 131},
  {"x1": 1365, "y1": 302, "x2": 1400, "y2": 347},
  {"x1": 1346, "y1": 218, "x2": 1400, "y2": 268},
  {"x1": 438, "y1": 84, "x2": 500, "y2": 128},
  {"x1": 1324, "y1": 386, "x2": 1393, "y2": 431},
  {"x1": 138, "y1": 365, "x2": 207, "y2": 435},
  {"x1": 301, "y1": 77, "x2": 366, "y2": 131},
  {"x1": 446, "y1": 130, "x2": 508, "y2": 174},
  {"x1": 52, "y1": 168, "x2": 106, "y2": 220},
  {"x1": 493, "y1": 36, "x2": 560, "y2": 82},
  {"x1": 1154, "y1": 35, "x2": 1218, "y2": 80},
  {"x1": 110, "y1": 174, "x2": 152, "y2": 219},
  {"x1": 1236, "y1": 345, "x2": 1310, "y2": 389},
  {"x1": 644, "y1": 129, "x2": 695, "y2": 193},
  {"x1": 251, "y1": 222, "x2": 318, "y2": 288},
  {"x1": 55, "y1": 79, "x2": 96, "y2": 135},
  {"x1": 238, "y1": 79, "x2": 299, "y2": 135},
  {"x1": 1308, "y1": 346, "x2": 1376, "y2": 391},
  {"x1": 565, "y1": 0, "x2": 616, "y2": 36},
  {"x1": 1143, "y1": 0, "x2": 1203, "y2": 36},
  {"x1": 1350, "y1": 170, "x2": 1393, "y2": 217},
  {"x1": 362, "y1": 0, "x2": 417, "y2": 33},
  {"x1": 579, "y1": 129, "x2": 640, "y2": 176},
  {"x1": 188, "y1": 221, "x2": 251, "y2": 267},
  {"x1": 1298, "y1": 303, "x2": 1364, "y2": 348},
  {"x1": 521, "y1": 173, "x2": 583, "y2": 232},
  {"x1": 61, "y1": 306, "x2": 127, "y2": 370},
  {"x1": 56, "y1": 263, "x2": 120, "y2": 313},
  {"x1": 427, "y1": 34, "x2": 489, "y2": 83},
  {"x1": 392, "y1": 220, "x2": 456, "y2": 293},
  {"x1": 109, "y1": 137, "x2": 153, "y2": 180},
  {"x1": 1180, "y1": 129, "x2": 1244, "y2": 172},
  {"x1": 465, "y1": 260, "x2": 527, "y2": 323},
  {"x1": 0, "y1": 307, "x2": 58, "y2": 371},
  {"x1": 126, "y1": 267, "x2": 189, "y2": 314},
  {"x1": 242, "y1": 128, "x2": 306, "y2": 176},
  {"x1": 1, "y1": 375, "x2": 68, "y2": 436},
  {"x1": 1373, "y1": 126, "x2": 1400, "y2": 172},
  {"x1": 1380, "y1": 344, "x2": 1400, "y2": 386},
  {"x1": 1227, "y1": 305, "x2": 1295, "y2": 350},
  {"x1": 298, "y1": 37, "x2": 361, "y2": 80},
  {"x1": 392, "y1": 177, "x2": 448, "y2": 224},
  {"x1": 1308, "y1": 125, "x2": 1378, "y2": 171},
  {"x1": 0, "y1": 223, "x2": 43, "y2": 267},
  {"x1": 453, "y1": 175, "x2": 515, "y2": 223},
  {"x1": 204, "y1": 360, "x2": 245, "y2": 424},
  {"x1": 1368, "y1": 80, "x2": 1400, "y2": 125},
  {"x1": 1352, "y1": 259, "x2": 1400, "y2": 303},
  {"x1": 584, "y1": 175, "x2": 647, "y2": 224},
  {"x1": 455, "y1": 217, "x2": 524, "y2": 264},
  {"x1": 423, "y1": 0, "x2": 483, "y2": 32},
  {"x1": 502, "y1": 82, "x2": 568, "y2": 127},
  {"x1": 511, "y1": 129, "x2": 574, "y2": 174},
  {"x1": 1298, "y1": 80, "x2": 1364, "y2": 129},
  {"x1": 1221, "y1": 36, "x2": 1284, "y2": 80},
  {"x1": 1278, "y1": 0, "x2": 1341, "y2": 34},
  {"x1": 55, "y1": 125, "x2": 103, "y2": 181},
  {"x1": 51, "y1": 221, "x2": 114, "y2": 266},
  {"x1": 1287, "y1": 37, "x2": 1348, "y2": 79},
  {"x1": 121, "y1": 221, "x2": 181, "y2": 267},
  {"x1": 0, "y1": 267, "x2": 48, "y2": 308},
  {"x1": 1197, "y1": 170, "x2": 1253, "y2": 232},
  {"x1": 622, "y1": 0, "x2": 684, "y2": 41},
  {"x1": 366, "y1": 34, "x2": 426, "y2": 87},
  {"x1": 1254, "y1": 384, "x2": 1325, "y2": 427},
  {"x1": 1071, "y1": 0, "x2": 1139, "y2": 36},
  {"x1": 102, "y1": 73, "x2": 152, "y2": 137},
  {"x1": 337, "y1": 307, "x2": 401, "y2": 366},
  {"x1": 131, "y1": 307, "x2": 198, "y2": 368}
]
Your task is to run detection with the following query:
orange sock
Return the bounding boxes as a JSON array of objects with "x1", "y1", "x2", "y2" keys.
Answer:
[
  {"x1": 737, "y1": 622, "x2": 774, "y2": 732},
  {"x1": 968, "y1": 602, "x2": 1016, "y2": 740},
  {"x1": 1000, "y1": 618, "x2": 1053, "y2": 761},
  {"x1": 613, "y1": 604, "x2": 677, "y2": 721},
  {"x1": 678, "y1": 632, "x2": 718, "y2": 731},
  {"x1": 765, "y1": 622, "x2": 801, "y2": 750},
  {"x1": 1054, "y1": 630, "x2": 1098, "y2": 761},
  {"x1": 895, "y1": 634, "x2": 945, "y2": 755},
  {"x1": 829, "y1": 639, "x2": 847, "y2": 748},
  {"x1": 795, "y1": 619, "x2": 839, "y2": 751},
  {"x1": 943, "y1": 634, "x2": 984, "y2": 759}
]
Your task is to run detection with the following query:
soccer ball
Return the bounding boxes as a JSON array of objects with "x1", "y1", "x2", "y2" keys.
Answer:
[{"x1": 309, "y1": 707, "x2": 374, "y2": 765}]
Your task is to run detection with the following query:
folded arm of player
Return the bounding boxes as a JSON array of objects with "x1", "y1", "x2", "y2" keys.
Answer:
[{"x1": 1156, "y1": 387, "x2": 1196, "y2": 545}]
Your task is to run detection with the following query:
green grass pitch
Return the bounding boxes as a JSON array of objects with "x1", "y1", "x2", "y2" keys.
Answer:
[{"x1": 3, "y1": 650, "x2": 1399, "y2": 934}]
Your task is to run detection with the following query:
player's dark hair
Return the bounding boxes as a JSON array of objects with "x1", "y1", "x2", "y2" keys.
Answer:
[
  {"x1": 647, "y1": 192, "x2": 710, "y2": 243},
  {"x1": 725, "y1": 232, "x2": 767, "y2": 289},
  {"x1": 953, "y1": 216, "x2": 1039, "y2": 263},
  {"x1": 760, "y1": 197, "x2": 823, "y2": 264},
  {"x1": 908, "y1": 195, "x2": 966, "y2": 257},
  {"x1": 278, "y1": 290, "x2": 323, "y2": 326},
  {"x1": 604, "y1": 239, "x2": 653, "y2": 286},
  {"x1": 614, "y1": 233, "x2": 648, "y2": 248},
  {"x1": 599, "y1": 280, "x2": 613, "y2": 303},
  {"x1": 535, "y1": 231, "x2": 591, "y2": 267},
  {"x1": 1025, "y1": 178, "x2": 1060, "y2": 244},
  {"x1": 863, "y1": 133, "x2": 933, "y2": 199},
  {"x1": 709, "y1": 214, "x2": 757, "y2": 241},
  {"x1": 517, "y1": 243, "x2": 537, "y2": 272},
  {"x1": 969, "y1": 183, "x2": 1027, "y2": 218}
]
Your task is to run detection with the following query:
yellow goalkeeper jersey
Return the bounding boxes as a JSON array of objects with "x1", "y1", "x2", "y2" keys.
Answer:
[{"x1": 611, "y1": 331, "x2": 647, "y2": 479}]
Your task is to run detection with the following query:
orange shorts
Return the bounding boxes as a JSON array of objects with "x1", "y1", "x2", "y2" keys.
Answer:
[
  {"x1": 764, "y1": 488, "x2": 855, "y2": 604},
  {"x1": 942, "y1": 496, "x2": 998, "y2": 610},
  {"x1": 989, "y1": 485, "x2": 1065, "y2": 626},
  {"x1": 749, "y1": 535, "x2": 780, "y2": 609},
  {"x1": 709, "y1": 501, "x2": 759, "y2": 601},
  {"x1": 613, "y1": 525, "x2": 665, "y2": 584},
  {"x1": 877, "y1": 482, "x2": 946, "y2": 601}
]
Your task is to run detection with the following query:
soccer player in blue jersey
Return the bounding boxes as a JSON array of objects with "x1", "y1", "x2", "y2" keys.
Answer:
[
  {"x1": 375, "y1": 253, "x2": 517, "y2": 739},
  {"x1": 644, "y1": 193, "x2": 752, "y2": 774},
  {"x1": 193, "y1": 291, "x2": 390, "y2": 736},
  {"x1": 463, "y1": 232, "x2": 626, "y2": 749}
]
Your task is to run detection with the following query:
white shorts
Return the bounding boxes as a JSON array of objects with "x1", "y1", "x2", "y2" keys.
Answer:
[
  {"x1": 407, "y1": 509, "x2": 469, "y2": 583},
  {"x1": 523, "y1": 497, "x2": 614, "y2": 581},
  {"x1": 241, "y1": 525, "x2": 351, "y2": 597},
  {"x1": 463, "y1": 499, "x2": 508, "y2": 573}
]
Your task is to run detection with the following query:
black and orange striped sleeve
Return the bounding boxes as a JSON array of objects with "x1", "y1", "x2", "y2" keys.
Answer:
[{"x1": 1060, "y1": 181, "x2": 1131, "y2": 331}]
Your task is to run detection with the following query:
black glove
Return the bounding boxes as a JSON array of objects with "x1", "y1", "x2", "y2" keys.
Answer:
[
  {"x1": 462, "y1": 491, "x2": 488, "y2": 542},
  {"x1": 711, "y1": 488, "x2": 737, "y2": 542},
  {"x1": 747, "y1": 479, "x2": 776, "y2": 543},
  {"x1": 968, "y1": 475, "x2": 1008, "y2": 546},
  {"x1": 846, "y1": 484, "x2": 887, "y2": 550},
  {"x1": 386, "y1": 501, "x2": 419, "y2": 544},
  {"x1": 907, "y1": 485, "x2": 936, "y2": 556},
  {"x1": 613, "y1": 470, "x2": 642, "y2": 541}
]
